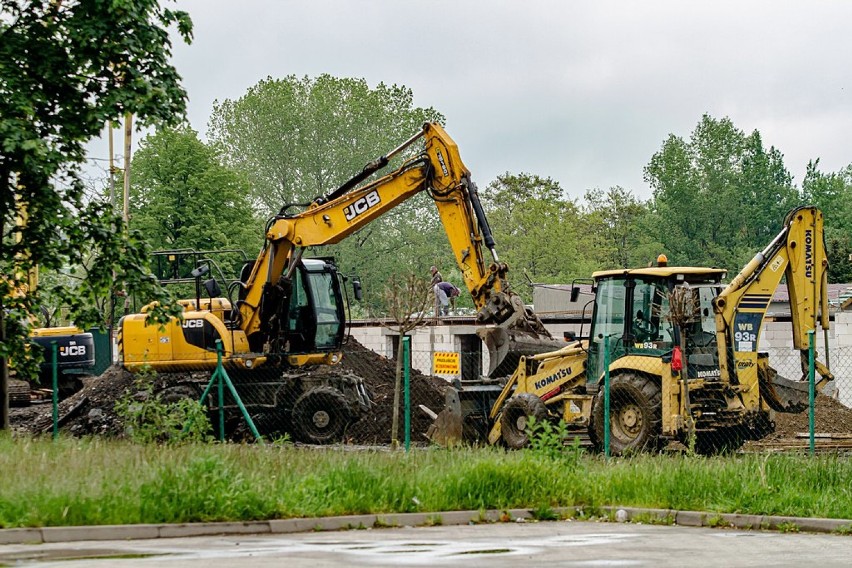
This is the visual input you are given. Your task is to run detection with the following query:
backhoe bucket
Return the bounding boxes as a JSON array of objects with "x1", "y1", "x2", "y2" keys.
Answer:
[
  {"x1": 478, "y1": 327, "x2": 565, "y2": 377},
  {"x1": 759, "y1": 366, "x2": 809, "y2": 413}
]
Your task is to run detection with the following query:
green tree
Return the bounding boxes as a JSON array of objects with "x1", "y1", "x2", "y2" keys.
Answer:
[
  {"x1": 644, "y1": 114, "x2": 801, "y2": 270},
  {"x1": 207, "y1": 75, "x2": 448, "y2": 313},
  {"x1": 583, "y1": 186, "x2": 655, "y2": 269},
  {"x1": 802, "y1": 160, "x2": 852, "y2": 282},
  {"x1": 130, "y1": 127, "x2": 262, "y2": 255},
  {"x1": 0, "y1": 0, "x2": 192, "y2": 428},
  {"x1": 481, "y1": 173, "x2": 595, "y2": 301}
]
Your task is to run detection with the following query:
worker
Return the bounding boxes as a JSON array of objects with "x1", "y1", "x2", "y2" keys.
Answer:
[
  {"x1": 435, "y1": 281, "x2": 460, "y2": 315},
  {"x1": 430, "y1": 266, "x2": 444, "y2": 315}
]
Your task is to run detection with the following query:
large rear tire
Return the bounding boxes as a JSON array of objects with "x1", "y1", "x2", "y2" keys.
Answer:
[
  {"x1": 592, "y1": 373, "x2": 661, "y2": 455},
  {"x1": 500, "y1": 393, "x2": 547, "y2": 449},
  {"x1": 292, "y1": 387, "x2": 350, "y2": 444}
]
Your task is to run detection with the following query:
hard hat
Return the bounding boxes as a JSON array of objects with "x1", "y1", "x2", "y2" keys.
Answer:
[{"x1": 657, "y1": 254, "x2": 668, "y2": 267}]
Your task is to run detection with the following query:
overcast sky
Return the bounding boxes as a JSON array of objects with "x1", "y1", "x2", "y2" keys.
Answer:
[{"x1": 105, "y1": 1, "x2": 852, "y2": 200}]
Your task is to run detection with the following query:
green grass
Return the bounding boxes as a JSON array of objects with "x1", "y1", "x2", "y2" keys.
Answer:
[{"x1": 0, "y1": 436, "x2": 851, "y2": 528}]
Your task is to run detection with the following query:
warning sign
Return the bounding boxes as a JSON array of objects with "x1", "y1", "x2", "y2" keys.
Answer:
[{"x1": 433, "y1": 351, "x2": 460, "y2": 375}]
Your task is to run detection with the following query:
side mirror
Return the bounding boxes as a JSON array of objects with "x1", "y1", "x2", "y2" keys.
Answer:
[
  {"x1": 204, "y1": 278, "x2": 222, "y2": 298},
  {"x1": 570, "y1": 286, "x2": 580, "y2": 302},
  {"x1": 352, "y1": 277, "x2": 363, "y2": 301}
]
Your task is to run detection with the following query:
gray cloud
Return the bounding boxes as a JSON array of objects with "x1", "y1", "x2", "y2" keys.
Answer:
[{"x1": 140, "y1": 1, "x2": 852, "y2": 200}]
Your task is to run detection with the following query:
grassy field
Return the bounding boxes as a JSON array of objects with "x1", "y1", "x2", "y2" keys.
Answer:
[{"x1": 1, "y1": 436, "x2": 850, "y2": 528}]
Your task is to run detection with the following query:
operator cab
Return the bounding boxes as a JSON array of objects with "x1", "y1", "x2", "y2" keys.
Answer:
[
  {"x1": 284, "y1": 259, "x2": 346, "y2": 355},
  {"x1": 585, "y1": 267, "x2": 726, "y2": 383}
]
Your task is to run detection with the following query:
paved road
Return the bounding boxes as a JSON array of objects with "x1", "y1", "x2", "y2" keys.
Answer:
[{"x1": 1, "y1": 520, "x2": 849, "y2": 567}]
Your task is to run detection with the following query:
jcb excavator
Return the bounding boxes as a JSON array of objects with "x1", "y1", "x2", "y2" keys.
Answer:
[
  {"x1": 6, "y1": 202, "x2": 95, "y2": 405},
  {"x1": 119, "y1": 122, "x2": 555, "y2": 442},
  {"x1": 478, "y1": 206, "x2": 832, "y2": 453}
]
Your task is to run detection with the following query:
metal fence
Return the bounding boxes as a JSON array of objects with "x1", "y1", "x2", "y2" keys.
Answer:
[{"x1": 13, "y1": 330, "x2": 852, "y2": 456}]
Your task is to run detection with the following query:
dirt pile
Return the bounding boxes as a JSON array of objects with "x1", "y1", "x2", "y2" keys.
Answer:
[
  {"x1": 767, "y1": 395, "x2": 852, "y2": 440},
  {"x1": 342, "y1": 340, "x2": 449, "y2": 445},
  {"x1": 10, "y1": 339, "x2": 450, "y2": 445}
]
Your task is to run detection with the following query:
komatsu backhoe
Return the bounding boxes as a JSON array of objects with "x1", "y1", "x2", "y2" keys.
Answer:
[
  {"x1": 478, "y1": 206, "x2": 832, "y2": 453},
  {"x1": 119, "y1": 122, "x2": 555, "y2": 442}
]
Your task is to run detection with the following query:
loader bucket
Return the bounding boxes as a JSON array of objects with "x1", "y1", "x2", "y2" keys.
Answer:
[
  {"x1": 425, "y1": 388, "x2": 463, "y2": 446},
  {"x1": 478, "y1": 327, "x2": 565, "y2": 377},
  {"x1": 759, "y1": 366, "x2": 809, "y2": 413}
]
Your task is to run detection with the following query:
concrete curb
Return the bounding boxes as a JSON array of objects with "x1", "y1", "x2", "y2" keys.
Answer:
[{"x1": 1, "y1": 506, "x2": 849, "y2": 545}]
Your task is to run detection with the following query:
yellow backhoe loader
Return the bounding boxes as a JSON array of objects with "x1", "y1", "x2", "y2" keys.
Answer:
[{"x1": 452, "y1": 206, "x2": 832, "y2": 453}]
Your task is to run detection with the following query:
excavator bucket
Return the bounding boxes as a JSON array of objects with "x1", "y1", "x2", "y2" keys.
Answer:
[
  {"x1": 478, "y1": 327, "x2": 565, "y2": 377},
  {"x1": 759, "y1": 366, "x2": 809, "y2": 413}
]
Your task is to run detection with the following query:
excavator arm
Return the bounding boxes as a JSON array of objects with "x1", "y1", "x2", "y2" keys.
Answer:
[
  {"x1": 712, "y1": 206, "x2": 833, "y2": 411},
  {"x1": 237, "y1": 122, "x2": 551, "y2": 359}
]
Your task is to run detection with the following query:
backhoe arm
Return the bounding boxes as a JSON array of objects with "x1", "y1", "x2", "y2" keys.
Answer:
[{"x1": 713, "y1": 206, "x2": 833, "y2": 408}]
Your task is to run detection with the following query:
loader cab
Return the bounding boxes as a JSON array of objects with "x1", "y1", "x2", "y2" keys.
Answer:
[
  {"x1": 586, "y1": 267, "x2": 726, "y2": 383},
  {"x1": 285, "y1": 259, "x2": 346, "y2": 354}
]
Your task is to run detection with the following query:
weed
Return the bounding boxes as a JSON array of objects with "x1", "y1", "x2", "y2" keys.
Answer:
[
  {"x1": 706, "y1": 514, "x2": 728, "y2": 528},
  {"x1": 114, "y1": 368, "x2": 211, "y2": 445},
  {"x1": 531, "y1": 504, "x2": 559, "y2": 521},
  {"x1": 832, "y1": 524, "x2": 852, "y2": 535},
  {"x1": 527, "y1": 417, "x2": 582, "y2": 468},
  {"x1": 777, "y1": 522, "x2": 800, "y2": 533},
  {"x1": 632, "y1": 512, "x2": 675, "y2": 526},
  {"x1": 425, "y1": 514, "x2": 443, "y2": 526}
]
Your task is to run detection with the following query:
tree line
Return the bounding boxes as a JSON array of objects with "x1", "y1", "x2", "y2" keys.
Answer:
[{"x1": 127, "y1": 78, "x2": 852, "y2": 311}]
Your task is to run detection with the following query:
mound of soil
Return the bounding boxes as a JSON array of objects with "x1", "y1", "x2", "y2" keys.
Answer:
[
  {"x1": 10, "y1": 339, "x2": 450, "y2": 445},
  {"x1": 342, "y1": 340, "x2": 449, "y2": 445},
  {"x1": 767, "y1": 395, "x2": 852, "y2": 440}
]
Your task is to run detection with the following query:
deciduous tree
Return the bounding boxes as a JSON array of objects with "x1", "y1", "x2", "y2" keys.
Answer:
[{"x1": 0, "y1": 0, "x2": 192, "y2": 428}]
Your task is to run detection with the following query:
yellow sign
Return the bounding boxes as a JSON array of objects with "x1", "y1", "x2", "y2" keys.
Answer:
[{"x1": 433, "y1": 351, "x2": 460, "y2": 375}]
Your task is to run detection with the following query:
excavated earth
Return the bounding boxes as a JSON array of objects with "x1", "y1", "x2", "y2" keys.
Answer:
[{"x1": 10, "y1": 339, "x2": 450, "y2": 445}]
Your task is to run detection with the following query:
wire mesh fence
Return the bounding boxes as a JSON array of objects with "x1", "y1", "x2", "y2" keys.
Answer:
[{"x1": 10, "y1": 323, "x2": 852, "y2": 455}]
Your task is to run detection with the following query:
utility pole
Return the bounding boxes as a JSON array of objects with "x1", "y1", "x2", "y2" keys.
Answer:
[{"x1": 122, "y1": 113, "x2": 132, "y2": 315}]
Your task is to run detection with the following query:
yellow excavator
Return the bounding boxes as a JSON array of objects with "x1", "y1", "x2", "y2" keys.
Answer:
[
  {"x1": 119, "y1": 122, "x2": 556, "y2": 442},
  {"x1": 474, "y1": 206, "x2": 832, "y2": 453}
]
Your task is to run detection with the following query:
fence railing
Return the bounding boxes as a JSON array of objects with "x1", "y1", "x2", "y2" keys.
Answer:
[{"x1": 15, "y1": 329, "x2": 852, "y2": 456}]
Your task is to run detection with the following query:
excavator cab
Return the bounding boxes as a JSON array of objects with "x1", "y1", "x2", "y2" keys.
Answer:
[{"x1": 284, "y1": 259, "x2": 346, "y2": 354}]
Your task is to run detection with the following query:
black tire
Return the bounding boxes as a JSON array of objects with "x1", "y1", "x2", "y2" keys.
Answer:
[
  {"x1": 592, "y1": 373, "x2": 661, "y2": 455},
  {"x1": 292, "y1": 387, "x2": 350, "y2": 444},
  {"x1": 158, "y1": 385, "x2": 200, "y2": 405},
  {"x1": 500, "y1": 393, "x2": 547, "y2": 449}
]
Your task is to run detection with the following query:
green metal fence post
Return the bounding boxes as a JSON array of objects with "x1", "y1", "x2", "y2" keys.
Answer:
[
  {"x1": 603, "y1": 335, "x2": 610, "y2": 459},
  {"x1": 198, "y1": 340, "x2": 263, "y2": 443},
  {"x1": 403, "y1": 335, "x2": 411, "y2": 452},
  {"x1": 51, "y1": 342, "x2": 58, "y2": 440},
  {"x1": 808, "y1": 330, "x2": 815, "y2": 456}
]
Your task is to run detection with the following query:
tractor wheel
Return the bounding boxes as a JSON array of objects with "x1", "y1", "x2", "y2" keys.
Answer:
[
  {"x1": 500, "y1": 393, "x2": 547, "y2": 449},
  {"x1": 592, "y1": 373, "x2": 661, "y2": 455},
  {"x1": 157, "y1": 385, "x2": 199, "y2": 405},
  {"x1": 292, "y1": 387, "x2": 350, "y2": 444}
]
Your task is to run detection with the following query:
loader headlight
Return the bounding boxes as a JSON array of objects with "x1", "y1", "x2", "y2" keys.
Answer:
[
  {"x1": 331, "y1": 353, "x2": 340, "y2": 364},
  {"x1": 245, "y1": 360, "x2": 253, "y2": 368}
]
